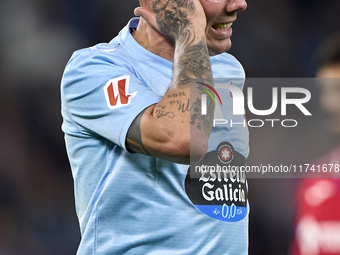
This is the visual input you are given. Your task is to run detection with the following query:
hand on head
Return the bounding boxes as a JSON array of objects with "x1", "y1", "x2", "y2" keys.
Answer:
[{"x1": 135, "y1": 0, "x2": 206, "y2": 40}]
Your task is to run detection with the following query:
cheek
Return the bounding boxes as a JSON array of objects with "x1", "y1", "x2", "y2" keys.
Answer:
[{"x1": 199, "y1": 0, "x2": 223, "y2": 21}]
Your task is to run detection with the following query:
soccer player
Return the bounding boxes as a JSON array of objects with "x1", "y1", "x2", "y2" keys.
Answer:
[
  {"x1": 291, "y1": 34, "x2": 340, "y2": 255},
  {"x1": 61, "y1": 0, "x2": 248, "y2": 254}
]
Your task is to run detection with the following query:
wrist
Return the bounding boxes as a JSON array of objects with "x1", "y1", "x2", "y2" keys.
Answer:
[{"x1": 176, "y1": 28, "x2": 207, "y2": 48}]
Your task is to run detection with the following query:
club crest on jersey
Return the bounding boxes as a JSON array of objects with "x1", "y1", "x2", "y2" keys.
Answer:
[{"x1": 104, "y1": 75, "x2": 137, "y2": 109}]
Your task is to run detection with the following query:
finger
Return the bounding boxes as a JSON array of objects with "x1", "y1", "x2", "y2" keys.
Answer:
[
  {"x1": 134, "y1": 7, "x2": 159, "y2": 31},
  {"x1": 133, "y1": 7, "x2": 143, "y2": 17}
]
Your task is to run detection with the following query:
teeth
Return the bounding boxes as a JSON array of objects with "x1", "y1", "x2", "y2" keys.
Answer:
[{"x1": 213, "y1": 22, "x2": 233, "y2": 30}]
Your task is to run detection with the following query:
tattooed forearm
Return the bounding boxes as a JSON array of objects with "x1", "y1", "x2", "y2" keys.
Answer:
[
  {"x1": 152, "y1": 0, "x2": 214, "y2": 138},
  {"x1": 152, "y1": 0, "x2": 211, "y2": 84},
  {"x1": 175, "y1": 40, "x2": 212, "y2": 85}
]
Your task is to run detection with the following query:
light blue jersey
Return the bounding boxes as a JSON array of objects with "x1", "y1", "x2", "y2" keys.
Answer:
[{"x1": 61, "y1": 18, "x2": 249, "y2": 255}]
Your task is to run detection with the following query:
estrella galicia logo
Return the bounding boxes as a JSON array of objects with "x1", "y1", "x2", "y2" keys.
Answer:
[{"x1": 185, "y1": 142, "x2": 248, "y2": 222}]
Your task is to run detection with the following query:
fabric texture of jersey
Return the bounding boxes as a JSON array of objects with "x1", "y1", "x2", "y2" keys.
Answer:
[{"x1": 61, "y1": 18, "x2": 249, "y2": 255}]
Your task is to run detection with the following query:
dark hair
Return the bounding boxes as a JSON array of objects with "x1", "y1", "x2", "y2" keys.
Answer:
[{"x1": 317, "y1": 33, "x2": 340, "y2": 69}]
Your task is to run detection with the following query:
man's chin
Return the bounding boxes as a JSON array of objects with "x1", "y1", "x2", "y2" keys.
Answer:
[{"x1": 207, "y1": 41, "x2": 232, "y2": 56}]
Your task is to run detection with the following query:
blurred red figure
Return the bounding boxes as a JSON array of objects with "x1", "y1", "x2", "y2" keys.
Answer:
[{"x1": 291, "y1": 34, "x2": 340, "y2": 255}]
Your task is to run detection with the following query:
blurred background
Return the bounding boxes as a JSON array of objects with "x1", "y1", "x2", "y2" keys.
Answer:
[{"x1": 1, "y1": 0, "x2": 340, "y2": 254}]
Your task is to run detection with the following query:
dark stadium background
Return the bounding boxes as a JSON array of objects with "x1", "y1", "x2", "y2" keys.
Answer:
[{"x1": 1, "y1": 0, "x2": 340, "y2": 254}]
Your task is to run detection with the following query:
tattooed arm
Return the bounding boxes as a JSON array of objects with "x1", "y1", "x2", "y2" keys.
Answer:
[{"x1": 126, "y1": 0, "x2": 215, "y2": 164}]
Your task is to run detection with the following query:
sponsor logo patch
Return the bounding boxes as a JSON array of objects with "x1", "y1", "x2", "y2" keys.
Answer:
[
  {"x1": 185, "y1": 142, "x2": 248, "y2": 222},
  {"x1": 104, "y1": 75, "x2": 137, "y2": 109}
]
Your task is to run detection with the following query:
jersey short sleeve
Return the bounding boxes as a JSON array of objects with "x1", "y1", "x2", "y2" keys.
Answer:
[{"x1": 61, "y1": 49, "x2": 162, "y2": 150}]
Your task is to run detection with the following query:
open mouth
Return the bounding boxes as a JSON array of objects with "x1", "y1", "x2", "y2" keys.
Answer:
[{"x1": 212, "y1": 22, "x2": 233, "y2": 31}]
